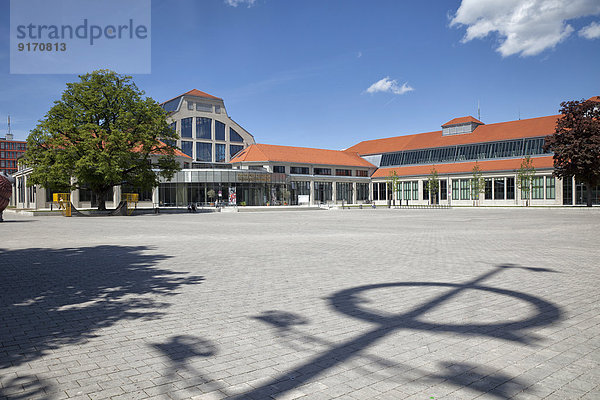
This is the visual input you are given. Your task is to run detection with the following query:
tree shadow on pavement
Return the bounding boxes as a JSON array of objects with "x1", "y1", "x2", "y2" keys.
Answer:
[{"x1": 0, "y1": 245, "x2": 204, "y2": 372}]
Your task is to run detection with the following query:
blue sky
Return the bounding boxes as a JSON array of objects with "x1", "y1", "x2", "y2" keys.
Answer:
[{"x1": 1, "y1": 0, "x2": 599, "y2": 149}]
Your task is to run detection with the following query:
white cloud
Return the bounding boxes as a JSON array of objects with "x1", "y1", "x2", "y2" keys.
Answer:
[
  {"x1": 451, "y1": 0, "x2": 600, "y2": 57},
  {"x1": 579, "y1": 21, "x2": 600, "y2": 39},
  {"x1": 224, "y1": 0, "x2": 256, "y2": 7},
  {"x1": 357, "y1": 51, "x2": 363, "y2": 58},
  {"x1": 366, "y1": 77, "x2": 414, "y2": 95}
]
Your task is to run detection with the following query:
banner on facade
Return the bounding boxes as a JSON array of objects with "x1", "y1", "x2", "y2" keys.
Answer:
[{"x1": 229, "y1": 187, "x2": 236, "y2": 205}]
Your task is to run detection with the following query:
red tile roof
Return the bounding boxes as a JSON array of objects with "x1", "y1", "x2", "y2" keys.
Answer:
[
  {"x1": 133, "y1": 140, "x2": 192, "y2": 159},
  {"x1": 230, "y1": 144, "x2": 375, "y2": 168},
  {"x1": 442, "y1": 116, "x2": 484, "y2": 126},
  {"x1": 372, "y1": 156, "x2": 554, "y2": 178},
  {"x1": 183, "y1": 89, "x2": 222, "y2": 100},
  {"x1": 347, "y1": 115, "x2": 559, "y2": 156},
  {"x1": 587, "y1": 96, "x2": 600, "y2": 102},
  {"x1": 160, "y1": 89, "x2": 222, "y2": 106}
]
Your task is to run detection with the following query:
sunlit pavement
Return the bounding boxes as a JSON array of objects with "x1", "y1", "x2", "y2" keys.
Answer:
[{"x1": 1, "y1": 208, "x2": 599, "y2": 399}]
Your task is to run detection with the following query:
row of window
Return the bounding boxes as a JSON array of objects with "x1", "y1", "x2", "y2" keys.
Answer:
[
  {"x1": 184, "y1": 142, "x2": 245, "y2": 162},
  {"x1": 373, "y1": 176, "x2": 555, "y2": 202},
  {"x1": 0, "y1": 151, "x2": 21, "y2": 159},
  {"x1": 187, "y1": 101, "x2": 221, "y2": 114},
  {"x1": 380, "y1": 137, "x2": 549, "y2": 167},
  {"x1": 0, "y1": 160, "x2": 17, "y2": 168},
  {"x1": 0, "y1": 142, "x2": 26, "y2": 150},
  {"x1": 275, "y1": 166, "x2": 369, "y2": 176},
  {"x1": 175, "y1": 118, "x2": 244, "y2": 142}
]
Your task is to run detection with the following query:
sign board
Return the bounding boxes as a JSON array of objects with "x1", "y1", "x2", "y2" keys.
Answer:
[{"x1": 298, "y1": 195, "x2": 310, "y2": 205}]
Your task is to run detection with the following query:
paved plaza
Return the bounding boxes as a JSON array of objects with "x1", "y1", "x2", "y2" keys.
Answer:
[{"x1": 0, "y1": 208, "x2": 599, "y2": 400}]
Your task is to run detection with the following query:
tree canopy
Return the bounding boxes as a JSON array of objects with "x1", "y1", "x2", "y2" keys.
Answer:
[
  {"x1": 544, "y1": 97, "x2": 600, "y2": 206},
  {"x1": 23, "y1": 70, "x2": 180, "y2": 210}
]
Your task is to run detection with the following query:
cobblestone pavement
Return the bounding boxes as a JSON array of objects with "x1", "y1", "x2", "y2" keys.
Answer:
[{"x1": 1, "y1": 208, "x2": 599, "y2": 400}]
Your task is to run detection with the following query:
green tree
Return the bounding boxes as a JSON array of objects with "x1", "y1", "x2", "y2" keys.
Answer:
[
  {"x1": 470, "y1": 162, "x2": 485, "y2": 206},
  {"x1": 543, "y1": 97, "x2": 600, "y2": 207},
  {"x1": 385, "y1": 170, "x2": 400, "y2": 207},
  {"x1": 426, "y1": 167, "x2": 440, "y2": 205},
  {"x1": 23, "y1": 70, "x2": 180, "y2": 210},
  {"x1": 517, "y1": 156, "x2": 536, "y2": 206}
]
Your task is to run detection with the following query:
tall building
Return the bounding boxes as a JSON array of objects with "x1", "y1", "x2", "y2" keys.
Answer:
[{"x1": 161, "y1": 89, "x2": 255, "y2": 167}]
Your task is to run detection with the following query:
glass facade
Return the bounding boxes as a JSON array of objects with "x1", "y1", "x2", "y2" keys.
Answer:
[
  {"x1": 494, "y1": 178, "x2": 505, "y2": 200},
  {"x1": 336, "y1": 182, "x2": 353, "y2": 203},
  {"x1": 230, "y1": 145, "x2": 244, "y2": 158},
  {"x1": 452, "y1": 179, "x2": 459, "y2": 200},
  {"x1": 485, "y1": 178, "x2": 492, "y2": 200},
  {"x1": 181, "y1": 117, "x2": 192, "y2": 138},
  {"x1": 357, "y1": 183, "x2": 369, "y2": 201},
  {"x1": 380, "y1": 137, "x2": 550, "y2": 167},
  {"x1": 546, "y1": 177, "x2": 555, "y2": 199},
  {"x1": 314, "y1": 168, "x2": 332, "y2": 175},
  {"x1": 215, "y1": 144, "x2": 226, "y2": 162},
  {"x1": 314, "y1": 182, "x2": 332, "y2": 203},
  {"x1": 196, "y1": 142, "x2": 212, "y2": 162},
  {"x1": 412, "y1": 181, "x2": 418, "y2": 200},
  {"x1": 506, "y1": 177, "x2": 515, "y2": 200},
  {"x1": 404, "y1": 182, "x2": 411, "y2": 200},
  {"x1": 290, "y1": 167, "x2": 310, "y2": 174},
  {"x1": 230, "y1": 128, "x2": 243, "y2": 142},
  {"x1": 215, "y1": 121, "x2": 226, "y2": 141},
  {"x1": 532, "y1": 177, "x2": 544, "y2": 199},
  {"x1": 290, "y1": 181, "x2": 310, "y2": 205},
  {"x1": 440, "y1": 180, "x2": 447, "y2": 200},
  {"x1": 181, "y1": 141, "x2": 193, "y2": 158},
  {"x1": 460, "y1": 179, "x2": 470, "y2": 200},
  {"x1": 196, "y1": 117, "x2": 212, "y2": 139}
]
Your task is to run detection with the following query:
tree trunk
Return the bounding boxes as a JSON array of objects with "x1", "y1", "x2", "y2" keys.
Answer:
[
  {"x1": 586, "y1": 181, "x2": 593, "y2": 207},
  {"x1": 95, "y1": 189, "x2": 108, "y2": 211}
]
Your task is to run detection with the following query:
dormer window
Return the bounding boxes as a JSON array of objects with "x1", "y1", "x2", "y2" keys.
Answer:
[
  {"x1": 187, "y1": 101, "x2": 194, "y2": 110},
  {"x1": 442, "y1": 116, "x2": 484, "y2": 136}
]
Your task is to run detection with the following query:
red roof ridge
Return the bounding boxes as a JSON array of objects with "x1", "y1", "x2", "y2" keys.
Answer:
[
  {"x1": 160, "y1": 89, "x2": 222, "y2": 106},
  {"x1": 587, "y1": 96, "x2": 600, "y2": 102},
  {"x1": 230, "y1": 143, "x2": 375, "y2": 168},
  {"x1": 347, "y1": 114, "x2": 561, "y2": 155},
  {"x1": 442, "y1": 116, "x2": 484, "y2": 126},
  {"x1": 184, "y1": 89, "x2": 222, "y2": 100}
]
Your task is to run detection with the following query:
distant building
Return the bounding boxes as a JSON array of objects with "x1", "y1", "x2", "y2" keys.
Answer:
[{"x1": 0, "y1": 136, "x2": 26, "y2": 176}]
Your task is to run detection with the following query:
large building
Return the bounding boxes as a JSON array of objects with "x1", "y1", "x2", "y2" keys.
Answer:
[
  {"x1": 348, "y1": 111, "x2": 598, "y2": 206},
  {"x1": 10, "y1": 91, "x2": 600, "y2": 209},
  {"x1": 349, "y1": 115, "x2": 559, "y2": 206}
]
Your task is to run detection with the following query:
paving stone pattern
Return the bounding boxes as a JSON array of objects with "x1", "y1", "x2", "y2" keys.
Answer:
[{"x1": 0, "y1": 208, "x2": 599, "y2": 399}]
